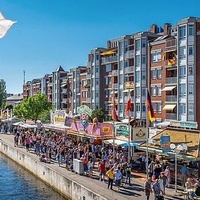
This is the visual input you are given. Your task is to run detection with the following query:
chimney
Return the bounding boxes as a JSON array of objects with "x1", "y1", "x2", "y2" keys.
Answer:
[
  {"x1": 164, "y1": 23, "x2": 172, "y2": 35},
  {"x1": 150, "y1": 24, "x2": 157, "y2": 33}
]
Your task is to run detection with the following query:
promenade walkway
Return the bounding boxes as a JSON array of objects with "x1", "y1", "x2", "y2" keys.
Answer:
[{"x1": 0, "y1": 134, "x2": 185, "y2": 200}]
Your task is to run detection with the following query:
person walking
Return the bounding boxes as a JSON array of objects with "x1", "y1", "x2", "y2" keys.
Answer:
[
  {"x1": 144, "y1": 177, "x2": 152, "y2": 200},
  {"x1": 164, "y1": 166, "x2": 171, "y2": 188},
  {"x1": 106, "y1": 167, "x2": 115, "y2": 190},
  {"x1": 115, "y1": 168, "x2": 122, "y2": 190},
  {"x1": 152, "y1": 178, "x2": 163, "y2": 200},
  {"x1": 180, "y1": 163, "x2": 189, "y2": 187},
  {"x1": 125, "y1": 164, "x2": 132, "y2": 185}
]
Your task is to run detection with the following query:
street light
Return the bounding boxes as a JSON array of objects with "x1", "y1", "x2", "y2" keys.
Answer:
[{"x1": 170, "y1": 143, "x2": 188, "y2": 193}]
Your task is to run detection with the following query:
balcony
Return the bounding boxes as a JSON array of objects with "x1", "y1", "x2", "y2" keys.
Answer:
[
  {"x1": 101, "y1": 55, "x2": 118, "y2": 64},
  {"x1": 165, "y1": 39, "x2": 177, "y2": 52},
  {"x1": 112, "y1": 83, "x2": 118, "y2": 90},
  {"x1": 62, "y1": 98, "x2": 68, "y2": 103},
  {"x1": 61, "y1": 88, "x2": 67, "y2": 93},
  {"x1": 112, "y1": 70, "x2": 118, "y2": 76},
  {"x1": 124, "y1": 66, "x2": 134, "y2": 74},
  {"x1": 166, "y1": 77, "x2": 177, "y2": 84},
  {"x1": 166, "y1": 113, "x2": 177, "y2": 120},
  {"x1": 165, "y1": 59, "x2": 177, "y2": 68},
  {"x1": 86, "y1": 98, "x2": 91, "y2": 103},
  {"x1": 166, "y1": 95, "x2": 177, "y2": 102},
  {"x1": 125, "y1": 50, "x2": 134, "y2": 59}
]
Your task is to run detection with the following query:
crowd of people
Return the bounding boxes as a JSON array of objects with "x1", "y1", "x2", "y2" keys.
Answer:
[
  {"x1": 3, "y1": 124, "x2": 200, "y2": 200},
  {"x1": 11, "y1": 125, "x2": 135, "y2": 191}
]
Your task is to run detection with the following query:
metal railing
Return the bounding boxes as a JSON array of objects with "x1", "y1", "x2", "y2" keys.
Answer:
[
  {"x1": 166, "y1": 77, "x2": 177, "y2": 84},
  {"x1": 166, "y1": 95, "x2": 177, "y2": 102},
  {"x1": 166, "y1": 113, "x2": 177, "y2": 120},
  {"x1": 101, "y1": 55, "x2": 118, "y2": 64}
]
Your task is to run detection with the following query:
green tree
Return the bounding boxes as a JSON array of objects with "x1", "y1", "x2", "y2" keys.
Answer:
[
  {"x1": 90, "y1": 108, "x2": 105, "y2": 123},
  {"x1": 13, "y1": 99, "x2": 30, "y2": 122},
  {"x1": 27, "y1": 93, "x2": 52, "y2": 123},
  {"x1": 14, "y1": 93, "x2": 52, "y2": 123},
  {"x1": 0, "y1": 79, "x2": 7, "y2": 108}
]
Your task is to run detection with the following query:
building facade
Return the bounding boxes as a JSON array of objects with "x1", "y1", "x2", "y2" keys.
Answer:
[{"x1": 22, "y1": 17, "x2": 200, "y2": 129}]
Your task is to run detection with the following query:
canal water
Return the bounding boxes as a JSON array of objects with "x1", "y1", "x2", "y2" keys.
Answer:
[{"x1": 0, "y1": 153, "x2": 69, "y2": 200}]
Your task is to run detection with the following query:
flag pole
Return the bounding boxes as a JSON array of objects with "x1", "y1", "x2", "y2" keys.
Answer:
[
  {"x1": 128, "y1": 88, "x2": 131, "y2": 164},
  {"x1": 146, "y1": 88, "x2": 149, "y2": 178}
]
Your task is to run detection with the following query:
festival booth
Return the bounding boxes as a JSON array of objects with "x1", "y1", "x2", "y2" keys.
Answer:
[
  {"x1": 138, "y1": 120, "x2": 200, "y2": 183},
  {"x1": 45, "y1": 107, "x2": 113, "y2": 144}
]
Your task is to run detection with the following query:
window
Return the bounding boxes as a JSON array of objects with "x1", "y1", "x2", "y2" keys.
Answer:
[
  {"x1": 179, "y1": 66, "x2": 186, "y2": 78},
  {"x1": 157, "y1": 86, "x2": 161, "y2": 96},
  {"x1": 135, "y1": 87, "x2": 140, "y2": 97},
  {"x1": 135, "y1": 71, "x2": 140, "y2": 82},
  {"x1": 189, "y1": 66, "x2": 193, "y2": 75},
  {"x1": 179, "y1": 103, "x2": 186, "y2": 114},
  {"x1": 142, "y1": 71, "x2": 146, "y2": 80},
  {"x1": 142, "y1": 104, "x2": 146, "y2": 112},
  {"x1": 96, "y1": 67, "x2": 99, "y2": 72},
  {"x1": 96, "y1": 54, "x2": 99, "y2": 60},
  {"x1": 151, "y1": 86, "x2": 156, "y2": 96},
  {"x1": 105, "y1": 77, "x2": 112, "y2": 85},
  {"x1": 142, "y1": 55, "x2": 146, "y2": 64},
  {"x1": 188, "y1": 103, "x2": 194, "y2": 115},
  {"x1": 151, "y1": 51, "x2": 161, "y2": 62},
  {"x1": 135, "y1": 55, "x2": 140, "y2": 67},
  {"x1": 179, "y1": 46, "x2": 186, "y2": 59},
  {"x1": 188, "y1": 25, "x2": 193, "y2": 36},
  {"x1": 179, "y1": 84, "x2": 186, "y2": 95},
  {"x1": 157, "y1": 68, "x2": 162, "y2": 79},
  {"x1": 96, "y1": 79, "x2": 99, "y2": 86},
  {"x1": 188, "y1": 84, "x2": 194, "y2": 95},
  {"x1": 135, "y1": 103, "x2": 140, "y2": 111},
  {"x1": 142, "y1": 39, "x2": 146, "y2": 48},
  {"x1": 135, "y1": 39, "x2": 140, "y2": 51},
  {"x1": 189, "y1": 46, "x2": 193, "y2": 55},
  {"x1": 151, "y1": 69, "x2": 156, "y2": 79},
  {"x1": 152, "y1": 103, "x2": 157, "y2": 112},
  {"x1": 179, "y1": 26, "x2": 186, "y2": 39},
  {"x1": 82, "y1": 80, "x2": 87, "y2": 87},
  {"x1": 106, "y1": 64, "x2": 111, "y2": 72},
  {"x1": 157, "y1": 102, "x2": 161, "y2": 113}
]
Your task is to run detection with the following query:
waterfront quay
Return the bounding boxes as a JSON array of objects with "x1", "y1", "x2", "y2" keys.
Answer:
[{"x1": 0, "y1": 134, "x2": 185, "y2": 200}]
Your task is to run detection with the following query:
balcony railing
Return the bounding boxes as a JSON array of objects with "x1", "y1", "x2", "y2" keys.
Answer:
[
  {"x1": 113, "y1": 83, "x2": 118, "y2": 90},
  {"x1": 112, "y1": 70, "x2": 118, "y2": 76},
  {"x1": 166, "y1": 113, "x2": 177, "y2": 120},
  {"x1": 124, "y1": 66, "x2": 134, "y2": 74},
  {"x1": 101, "y1": 55, "x2": 118, "y2": 64},
  {"x1": 86, "y1": 98, "x2": 91, "y2": 103},
  {"x1": 125, "y1": 50, "x2": 134, "y2": 59},
  {"x1": 166, "y1": 95, "x2": 177, "y2": 102},
  {"x1": 166, "y1": 39, "x2": 177, "y2": 51},
  {"x1": 166, "y1": 77, "x2": 177, "y2": 84}
]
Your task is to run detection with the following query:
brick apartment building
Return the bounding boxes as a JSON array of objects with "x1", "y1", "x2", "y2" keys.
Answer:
[{"x1": 23, "y1": 17, "x2": 200, "y2": 128}]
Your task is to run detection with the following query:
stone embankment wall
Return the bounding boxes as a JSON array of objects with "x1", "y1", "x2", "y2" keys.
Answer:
[{"x1": 0, "y1": 140, "x2": 106, "y2": 200}]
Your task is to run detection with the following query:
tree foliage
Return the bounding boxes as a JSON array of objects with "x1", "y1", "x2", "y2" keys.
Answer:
[
  {"x1": 14, "y1": 93, "x2": 52, "y2": 123},
  {"x1": 90, "y1": 108, "x2": 105, "y2": 123},
  {"x1": 0, "y1": 79, "x2": 7, "y2": 108}
]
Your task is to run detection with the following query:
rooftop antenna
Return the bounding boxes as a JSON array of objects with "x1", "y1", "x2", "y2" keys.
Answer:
[{"x1": 23, "y1": 70, "x2": 25, "y2": 85}]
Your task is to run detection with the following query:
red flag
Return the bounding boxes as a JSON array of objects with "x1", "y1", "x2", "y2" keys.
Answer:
[
  {"x1": 126, "y1": 98, "x2": 132, "y2": 116},
  {"x1": 146, "y1": 90, "x2": 156, "y2": 122},
  {"x1": 112, "y1": 99, "x2": 118, "y2": 121}
]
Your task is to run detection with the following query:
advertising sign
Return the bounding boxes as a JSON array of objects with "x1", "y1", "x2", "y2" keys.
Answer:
[
  {"x1": 160, "y1": 135, "x2": 171, "y2": 153},
  {"x1": 115, "y1": 123, "x2": 129, "y2": 141},
  {"x1": 51, "y1": 110, "x2": 66, "y2": 126}
]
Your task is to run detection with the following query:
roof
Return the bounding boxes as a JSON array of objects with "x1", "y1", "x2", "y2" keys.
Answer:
[
  {"x1": 7, "y1": 94, "x2": 23, "y2": 101},
  {"x1": 56, "y1": 66, "x2": 65, "y2": 72},
  {"x1": 140, "y1": 127, "x2": 200, "y2": 161}
]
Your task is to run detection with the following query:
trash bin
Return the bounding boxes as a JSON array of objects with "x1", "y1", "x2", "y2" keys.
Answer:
[{"x1": 73, "y1": 159, "x2": 84, "y2": 175}]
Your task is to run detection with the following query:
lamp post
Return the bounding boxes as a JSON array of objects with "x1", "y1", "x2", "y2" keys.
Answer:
[{"x1": 170, "y1": 143, "x2": 187, "y2": 193}]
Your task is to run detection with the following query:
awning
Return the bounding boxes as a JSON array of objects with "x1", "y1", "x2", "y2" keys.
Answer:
[
  {"x1": 163, "y1": 104, "x2": 176, "y2": 111},
  {"x1": 100, "y1": 50, "x2": 116, "y2": 56},
  {"x1": 103, "y1": 139, "x2": 128, "y2": 145},
  {"x1": 123, "y1": 89, "x2": 134, "y2": 92},
  {"x1": 161, "y1": 86, "x2": 176, "y2": 91}
]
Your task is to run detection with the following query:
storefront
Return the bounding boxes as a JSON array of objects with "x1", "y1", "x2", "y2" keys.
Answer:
[{"x1": 138, "y1": 125, "x2": 200, "y2": 181}]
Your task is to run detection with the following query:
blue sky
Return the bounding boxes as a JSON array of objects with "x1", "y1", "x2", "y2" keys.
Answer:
[{"x1": 0, "y1": 0, "x2": 198, "y2": 94}]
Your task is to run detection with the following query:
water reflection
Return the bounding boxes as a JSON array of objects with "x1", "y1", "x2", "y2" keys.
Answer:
[{"x1": 0, "y1": 153, "x2": 69, "y2": 200}]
